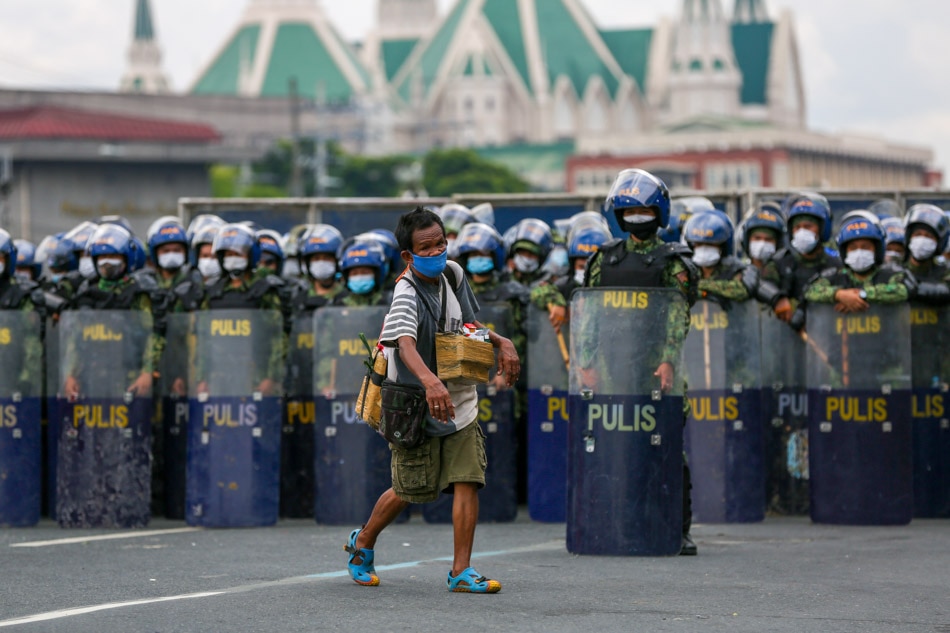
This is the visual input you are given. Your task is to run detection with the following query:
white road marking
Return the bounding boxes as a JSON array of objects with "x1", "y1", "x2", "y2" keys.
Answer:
[
  {"x1": 9, "y1": 527, "x2": 202, "y2": 548},
  {"x1": 0, "y1": 539, "x2": 563, "y2": 627}
]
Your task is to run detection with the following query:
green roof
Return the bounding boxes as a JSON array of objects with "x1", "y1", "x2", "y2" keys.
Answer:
[
  {"x1": 381, "y1": 38, "x2": 418, "y2": 82},
  {"x1": 482, "y1": 0, "x2": 532, "y2": 93},
  {"x1": 397, "y1": 0, "x2": 471, "y2": 102},
  {"x1": 261, "y1": 23, "x2": 356, "y2": 101},
  {"x1": 535, "y1": 0, "x2": 620, "y2": 98},
  {"x1": 192, "y1": 24, "x2": 260, "y2": 95},
  {"x1": 135, "y1": 0, "x2": 155, "y2": 41},
  {"x1": 732, "y1": 22, "x2": 774, "y2": 105},
  {"x1": 599, "y1": 28, "x2": 653, "y2": 91}
]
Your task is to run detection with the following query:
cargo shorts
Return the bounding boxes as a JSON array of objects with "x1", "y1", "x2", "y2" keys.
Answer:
[{"x1": 390, "y1": 421, "x2": 487, "y2": 504}]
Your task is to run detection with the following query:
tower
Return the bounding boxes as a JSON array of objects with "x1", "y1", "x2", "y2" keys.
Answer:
[
  {"x1": 666, "y1": 0, "x2": 742, "y2": 121},
  {"x1": 119, "y1": 0, "x2": 171, "y2": 94},
  {"x1": 377, "y1": 0, "x2": 438, "y2": 39},
  {"x1": 733, "y1": 0, "x2": 769, "y2": 24}
]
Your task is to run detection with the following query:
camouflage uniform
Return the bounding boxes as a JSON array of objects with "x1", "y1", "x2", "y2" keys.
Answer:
[
  {"x1": 0, "y1": 277, "x2": 43, "y2": 390},
  {"x1": 804, "y1": 264, "x2": 912, "y2": 305},
  {"x1": 334, "y1": 288, "x2": 390, "y2": 308}
]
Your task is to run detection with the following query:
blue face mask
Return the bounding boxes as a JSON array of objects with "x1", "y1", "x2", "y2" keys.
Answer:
[
  {"x1": 466, "y1": 255, "x2": 494, "y2": 275},
  {"x1": 411, "y1": 250, "x2": 447, "y2": 278},
  {"x1": 347, "y1": 275, "x2": 376, "y2": 295},
  {"x1": 550, "y1": 248, "x2": 569, "y2": 268}
]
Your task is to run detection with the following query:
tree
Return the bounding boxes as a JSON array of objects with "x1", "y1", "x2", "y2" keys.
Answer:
[{"x1": 423, "y1": 148, "x2": 530, "y2": 197}]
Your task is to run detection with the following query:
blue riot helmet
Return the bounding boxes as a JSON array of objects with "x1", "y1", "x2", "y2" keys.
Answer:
[
  {"x1": 299, "y1": 224, "x2": 344, "y2": 280},
  {"x1": 567, "y1": 221, "x2": 612, "y2": 261},
  {"x1": 64, "y1": 221, "x2": 100, "y2": 279},
  {"x1": 738, "y1": 201, "x2": 785, "y2": 256},
  {"x1": 836, "y1": 214, "x2": 885, "y2": 266},
  {"x1": 256, "y1": 229, "x2": 285, "y2": 275},
  {"x1": 904, "y1": 204, "x2": 950, "y2": 254},
  {"x1": 879, "y1": 217, "x2": 906, "y2": 263},
  {"x1": 368, "y1": 229, "x2": 400, "y2": 270},
  {"x1": 784, "y1": 192, "x2": 833, "y2": 243},
  {"x1": 14, "y1": 239, "x2": 41, "y2": 281},
  {"x1": 87, "y1": 223, "x2": 134, "y2": 280},
  {"x1": 605, "y1": 169, "x2": 671, "y2": 239},
  {"x1": 212, "y1": 223, "x2": 261, "y2": 277},
  {"x1": 130, "y1": 236, "x2": 147, "y2": 272},
  {"x1": 470, "y1": 203, "x2": 495, "y2": 227},
  {"x1": 341, "y1": 233, "x2": 394, "y2": 280},
  {"x1": 147, "y1": 216, "x2": 188, "y2": 269},
  {"x1": 455, "y1": 222, "x2": 506, "y2": 275},
  {"x1": 47, "y1": 235, "x2": 78, "y2": 274},
  {"x1": 339, "y1": 242, "x2": 387, "y2": 294},
  {"x1": 438, "y1": 204, "x2": 475, "y2": 239},
  {"x1": 508, "y1": 219, "x2": 553, "y2": 260},
  {"x1": 658, "y1": 200, "x2": 690, "y2": 243},
  {"x1": 682, "y1": 209, "x2": 736, "y2": 258},
  {"x1": 0, "y1": 230, "x2": 18, "y2": 280},
  {"x1": 97, "y1": 215, "x2": 134, "y2": 235}
]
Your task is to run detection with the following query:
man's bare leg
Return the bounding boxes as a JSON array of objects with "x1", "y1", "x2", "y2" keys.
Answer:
[
  {"x1": 355, "y1": 488, "x2": 410, "y2": 551},
  {"x1": 451, "y1": 482, "x2": 479, "y2": 575}
]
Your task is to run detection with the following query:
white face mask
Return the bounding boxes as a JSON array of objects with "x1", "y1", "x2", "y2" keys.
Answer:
[
  {"x1": 791, "y1": 228, "x2": 819, "y2": 254},
  {"x1": 845, "y1": 248, "x2": 876, "y2": 273},
  {"x1": 883, "y1": 250, "x2": 903, "y2": 264},
  {"x1": 96, "y1": 257, "x2": 126, "y2": 280},
  {"x1": 573, "y1": 268, "x2": 585, "y2": 285},
  {"x1": 691, "y1": 245, "x2": 721, "y2": 268},
  {"x1": 514, "y1": 254, "x2": 540, "y2": 274},
  {"x1": 223, "y1": 256, "x2": 248, "y2": 273},
  {"x1": 79, "y1": 255, "x2": 96, "y2": 279},
  {"x1": 909, "y1": 236, "x2": 938, "y2": 261},
  {"x1": 623, "y1": 213, "x2": 655, "y2": 225},
  {"x1": 748, "y1": 241, "x2": 776, "y2": 262},
  {"x1": 198, "y1": 257, "x2": 221, "y2": 279},
  {"x1": 309, "y1": 260, "x2": 336, "y2": 281},
  {"x1": 157, "y1": 251, "x2": 185, "y2": 270}
]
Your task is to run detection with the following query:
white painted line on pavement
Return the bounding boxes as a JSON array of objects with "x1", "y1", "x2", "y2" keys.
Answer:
[
  {"x1": 0, "y1": 539, "x2": 564, "y2": 628},
  {"x1": 0, "y1": 592, "x2": 225, "y2": 628},
  {"x1": 9, "y1": 527, "x2": 202, "y2": 548}
]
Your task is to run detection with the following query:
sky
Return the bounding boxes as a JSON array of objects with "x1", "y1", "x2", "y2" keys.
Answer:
[{"x1": 1, "y1": 0, "x2": 949, "y2": 176}]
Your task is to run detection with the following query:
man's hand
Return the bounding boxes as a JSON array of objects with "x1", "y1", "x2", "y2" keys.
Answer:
[
  {"x1": 547, "y1": 304, "x2": 567, "y2": 333},
  {"x1": 127, "y1": 372, "x2": 153, "y2": 397},
  {"x1": 773, "y1": 297, "x2": 793, "y2": 322},
  {"x1": 423, "y1": 375, "x2": 455, "y2": 424},
  {"x1": 171, "y1": 377, "x2": 186, "y2": 398},
  {"x1": 491, "y1": 373, "x2": 508, "y2": 393},
  {"x1": 654, "y1": 362, "x2": 674, "y2": 394},
  {"x1": 64, "y1": 375, "x2": 80, "y2": 400},
  {"x1": 494, "y1": 337, "x2": 521, "y2": 388},
  {"x1": 834, "y1": 289, "x2": 869, "y2": 313}
]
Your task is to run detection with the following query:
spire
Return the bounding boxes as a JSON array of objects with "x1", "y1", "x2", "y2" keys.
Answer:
[
  {"x1": 120, "y1": 0, "x2": 170, "y2": 93},
  {"x1": 733, "y1": 0, "x2": 769, "y2": 23},
  {"x1": 377, "y1": 0, "x2": 438, "y2": 39},
  {"x1": 134, "y1": 0, "x2": 155, "y2": 41},
  {"x1": 683, "y1": 0, "x2": 723, "y2": 23}
]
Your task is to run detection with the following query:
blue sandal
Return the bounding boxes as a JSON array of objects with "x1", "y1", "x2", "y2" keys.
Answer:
[
  {"x1": 344, "y1": 528, "x2": 380, "y2": 586},
  {"x1": 446, "y1": 567, "x2": 501, "y2": 593}
]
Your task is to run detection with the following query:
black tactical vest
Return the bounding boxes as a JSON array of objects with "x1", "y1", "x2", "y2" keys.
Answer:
[
  {"x1": 597, "y1": 239, "x2": 695, "y2": 292},
  {"x1": 205, "y1": 276, "x2": 282, "y2": 310},
  {"x1": 72, "y1": 279, "x2": 148, "y2": 311},
  {"x1": 0, "y1": 278, "x2": 32, "y2": 310},
  {"x1": 818, "y1": 263, "x2": 903, "y2": 289},
  {"x1": 775, "y1": 247, "x2": 841, "y2": 301}
]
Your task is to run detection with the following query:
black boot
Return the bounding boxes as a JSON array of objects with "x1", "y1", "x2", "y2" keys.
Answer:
[{"x1": 680, "y1": 459, "x2": 697, "y2": 555}]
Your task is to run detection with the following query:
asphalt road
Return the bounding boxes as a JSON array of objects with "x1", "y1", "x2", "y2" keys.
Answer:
[{"x1": 0, "y1": 513, "x2": 947, "y2": 632}]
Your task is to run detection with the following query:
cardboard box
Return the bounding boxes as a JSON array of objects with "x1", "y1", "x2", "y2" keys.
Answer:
[{"x1": 435, "y1": 333, "x2": 495, "y2": 385}]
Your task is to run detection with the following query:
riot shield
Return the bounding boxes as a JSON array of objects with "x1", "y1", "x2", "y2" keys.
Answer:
[
  {"x1": 185, "y1": 309, "x2": 284, "y2": 528},
  {"x1": 909, "y1": 304, "x2": 949, "y2": 518},
  {"x1": 526, "y1": 305, "x2": 570, "y2": 522},
  {"x1": 423, "y1": 302, "x2": 517, "y2": 524},
  {"x1": 0, "y1": 311, "x2": 43, "y2": 527},
  {"x1": 282, "y1": 314, "x2": 317, "y2": 518},
  {"x1": 760, "y1": 312, "x2": 809, "y2": 516},
  {"x1": 159, "y1": 313, "x2": 191, "y2": 520},
  {"x1": 313, "y1": 306, "x2": 395, "y2": 525},
  {"x1": 805, "y1": 304, "x2": 912, "y2": 525},
  {"x1": 567, "y1": 288, "x2": 687, "y2": 556},
  {"x1": 52, "y1": 310, "x2": 155, "y2": 528},
  {"x1": 682, "y1": 299, "x2": 765, "y2": 523}
]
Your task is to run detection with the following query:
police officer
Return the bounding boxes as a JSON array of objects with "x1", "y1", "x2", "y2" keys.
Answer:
[
  {"x1": 902, "y1": 204, "x2": 950, "y2": 304},
  {"x1": 13, "y1": 240, "x2": 41, "y2": 283},
  {"x1": 583, "y1": 168, "x2": 699, "y2": 555},
  {"x1": 198, "y1": 223, "x2": 285, "y2": 397},
  {"x1": 65, "y1": 224, "x2": 159, "y2": 399},
  {"x1": 256, "y1": 229, "x2": 285, "y2": 277},
  {"x1": 658, "y1": 197, "x2": 714, "y2": 244},
  {"x1": 192, "y1": 223, "x2": 224, "y2": 286},
  {"x1": 881, "y1": 216, "x2": 907, "y2": 265},
  {"x1": 771, "y1": 193, "x2": 841, "y2": 328},
  {"x1": 506, "y1": 219, "x2": 554, "y2": 287},
  {"x1": 804, "y1": 212, "x2": 915, "y2": 309},
  {"x1": 335, "y1": 242, "x2": 391, "y2": 307},
  {"x1": 146, "y1": 217, "x2": 204, "y2": 314},
  {"x1": 295, "y1": 224, "x2": 345, "y2": 308},
  {"x1": 682, "y1": 210, "x2": 758, "y2": 306},
  {"x1": 63, "y1": 221, "x2": 100, "y2": 283},
  {"x1": 0, "y1": 230, "x2": 41, "y2": 361},
  {"x1": 737, "y1": 202, "x2": 793, "y2": 317}
]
